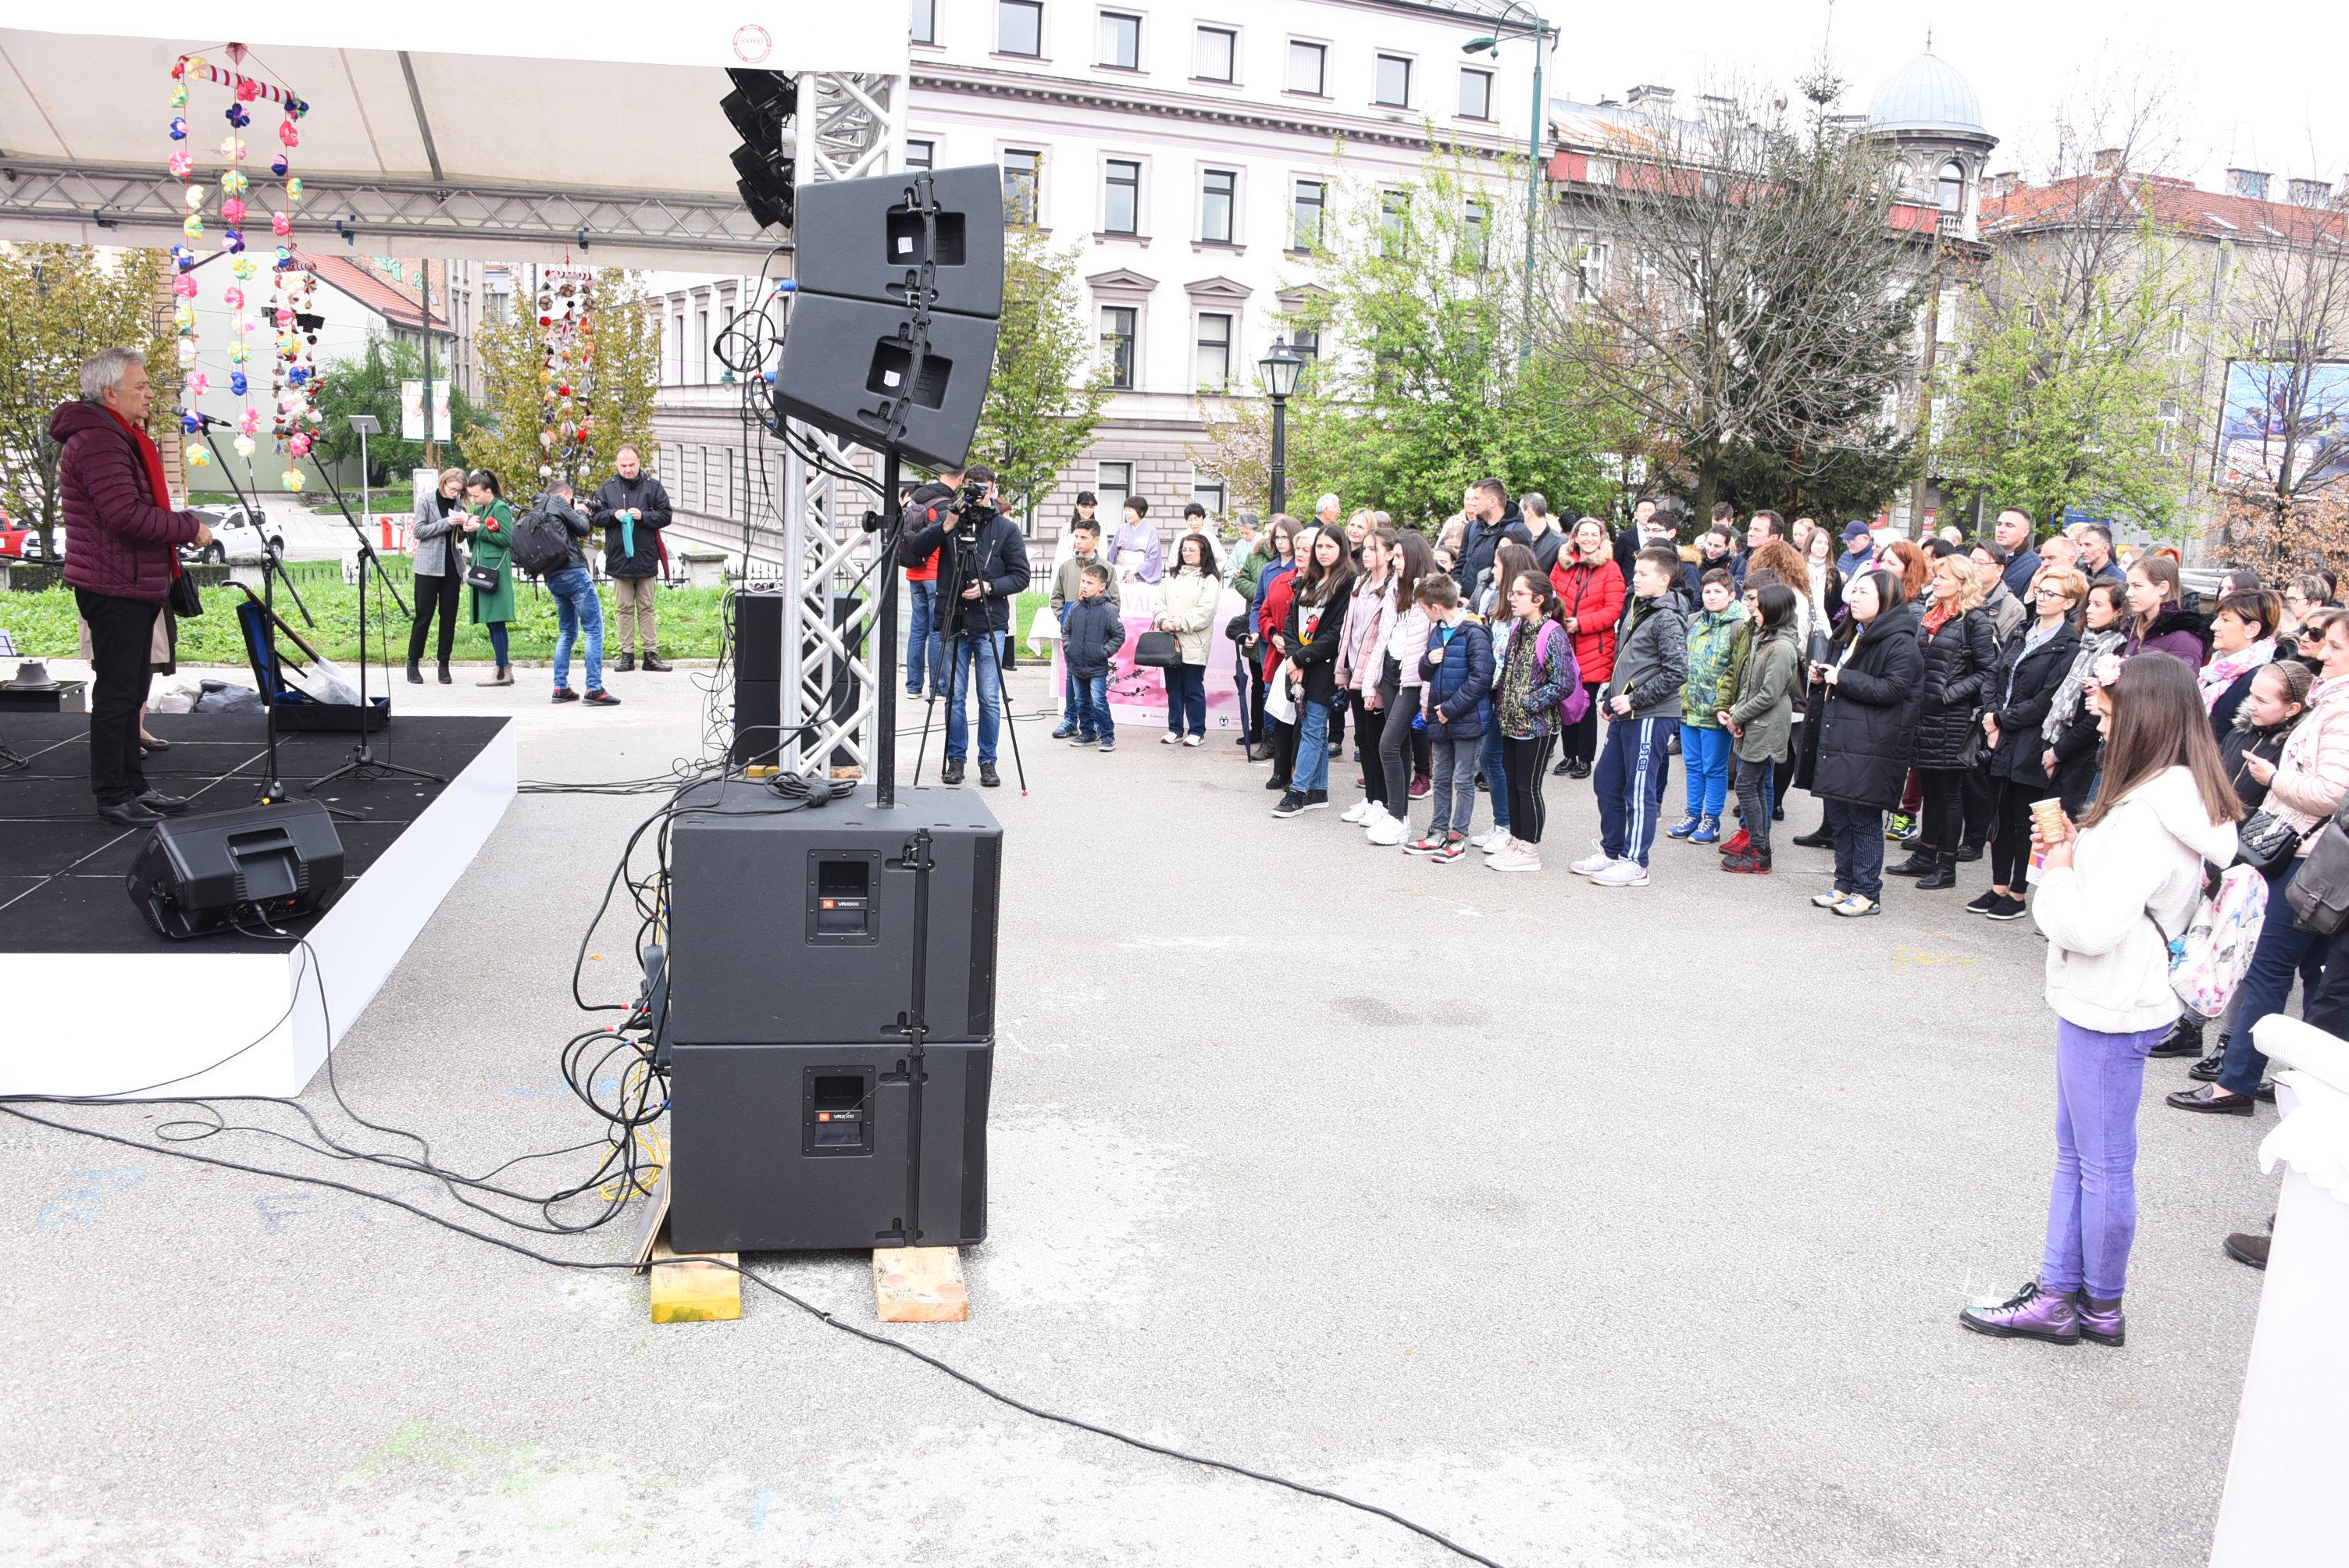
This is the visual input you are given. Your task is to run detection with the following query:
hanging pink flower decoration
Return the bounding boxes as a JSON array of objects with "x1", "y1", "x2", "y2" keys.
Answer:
[
  {"x1": 172, "y1": 274, "x2": 198, "y2": 298},
  {"x1": 222, "y1": 286, "x2": 244, "y2": 309},
  {"x1": 239, "y1": 408, "x2": 262, "y2": 434},
  {"x1": 287, "y1": 432, "x2": 312, "y2": 458},
  {"x1": 185, "y1": 372, "x2": 211, "y2": 396},
  {"x1": 235, "y1": 76, "x2": 260, "y2": 103},
  {"x1": 278, "y1": 119, "x2": 300, "y2": 148},
  {"x1": 168, "y1": 150, "x2": 193, "y2": 177},
  {"x1": 272, "y1": 212, "x2": 291, "y2": 237},
  {"x1": 221, "y1": 198, "x2": 246, "y2": 226}
]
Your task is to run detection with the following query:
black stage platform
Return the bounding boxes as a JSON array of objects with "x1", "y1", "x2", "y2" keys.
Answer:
[{"x1": 0, "y1": 711, "x2": 507, "y2": 954}]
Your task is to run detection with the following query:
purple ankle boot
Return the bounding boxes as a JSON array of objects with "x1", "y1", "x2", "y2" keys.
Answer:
[
  {"x1": 2073, "y1": 1292, "x2": 2125, "y2": 1347},
  {"x1": 1959, "y1": 1281, "x2": 2080, "y2": 1345}
]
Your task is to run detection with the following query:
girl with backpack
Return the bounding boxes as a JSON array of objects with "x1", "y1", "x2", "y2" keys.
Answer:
[
  {"x1": 460, "y1": 469, "x2": 516, "y2": 688},
  {"x1": 1960, "y1": 654, "x2": 2241, "y2": 1348},
  {"x1": 1486, "y1": 570, "x2": 1585, "y2": 872},
  {"x1": 1717, "y1": 580, "x2": 1802, "y2": 874}
]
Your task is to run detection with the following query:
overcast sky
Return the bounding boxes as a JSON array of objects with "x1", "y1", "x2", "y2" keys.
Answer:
[{"x1": 1539, "y1": 0, "x2": 2346, "y2": 195}]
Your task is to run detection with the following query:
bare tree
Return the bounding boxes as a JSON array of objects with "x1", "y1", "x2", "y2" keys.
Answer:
[
  {"x1": 2215, "y1": 198, "x2": 2349, "y2": 522},
  {"x1": 1545, "y1": 73, "x2": 1926, "y2": 521}
]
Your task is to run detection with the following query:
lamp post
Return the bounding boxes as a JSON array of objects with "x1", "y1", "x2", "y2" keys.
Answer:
[
  {"x1": 1256, "y1": 335, "x2": 1305, "y2": 516},
  {"x1": 1464, "y1": 1, "x2": 1550, "y2": 362}
]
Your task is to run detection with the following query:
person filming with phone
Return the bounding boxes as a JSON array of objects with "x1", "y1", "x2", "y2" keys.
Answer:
[{"x1": 898, "y1": 462, "x2": 1030, "y2": 788}]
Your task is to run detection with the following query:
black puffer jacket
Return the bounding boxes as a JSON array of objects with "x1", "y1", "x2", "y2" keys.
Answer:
[
  {"x1": 1813, "y1": 600, "x2": 1924, "y2": 811},
  {"x1": 1912, "y1": 606, "x2": 1998, "y2": 769},
  {"x1": 1986, "y1": 623, "x2": 2080, "y2": 786}
]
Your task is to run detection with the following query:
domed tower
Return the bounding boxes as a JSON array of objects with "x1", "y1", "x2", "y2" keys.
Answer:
[{"x1": 1868, "y1": 45, "x2": 1998, "y2": 240}]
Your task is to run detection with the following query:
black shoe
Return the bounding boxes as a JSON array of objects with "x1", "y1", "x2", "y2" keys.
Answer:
[
  {"x1": 552, "y1": 688, "x2": 580, "y2": 703},
  {"x1": 584, "y1": 690, "x2": 621, "y2": 707},
  {"x1": 1886, "y1": 851, "x2": 1936, "y2": 877},
  {"x1": 1915, "y1": 864, "x2": 1957, "y2": 890},
  {"x1": 2165, "y1": 1085, "x2": 2255, "y2": 1116},
  {"x1": 1955, "y1": 843, "x2": 1984, "y2": 864},
  {"x1": 1790, "y1": 825, "x2": 1834, "y2": 848},
  {"x1": 642, "y1": 653, "x2": 673, "y2": 672},
  {"x1": 979, "y1": 763, "x2": 1000, "y2": 788},
  {"x1": 2188, "y1": 1042, "x2": 2230, "y2": 1082},
  {"x1": 1264, "y1": 775, "x2": 1289, "y2": 791},
  {"x1": 2148, "y1": 1016, "x2": 2206, "y2": 1058},
  {"x1": 406, "y1": 661, "x2": 425, "y2": 685},
  {"x1": 1569, "y1": 760, "x2": 1592, "y2": 780},
  {"x1": 136, "y1": 791, "x2": 192, "y2": 816},
  {"x1": 2223, "y1": 1232, "x2": 2270, "y2": 1270},
  {"x1": 1302, "y1": 789, "x2": 1329, "y2": 811},
  {"x1": 1985, "y1": 894, "x2": 2029, "y2": 921},
  {"x1": 97, "y1": 800, "x2": 163, "y2": 826},
  {"x1": 2255, "y1": 1078, "x2": 2276, "y2": 1103},
  {"x1": 941, "y1": 760, "x2": 965, "y2": 786},
  {"x1": 614, "y1": 651, "x2": 636, "y2": 673},
  {"x1": 437, "y1": 661, "x2": 453, "y2": 685},
  {"x1": 1966, "y1": 889, "x2": 2001, "y2": 914},
  {"x1": 1552, "y1": 756, "x2": 1576, "y2": 777},
  {"x1": 1271, "y1": 791, "x2": 1306, "y2": 818}
]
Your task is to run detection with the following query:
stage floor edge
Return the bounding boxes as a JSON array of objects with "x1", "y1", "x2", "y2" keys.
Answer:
[{"x1": 1, "y1": 722, "x2": 518, "y2": 1101}]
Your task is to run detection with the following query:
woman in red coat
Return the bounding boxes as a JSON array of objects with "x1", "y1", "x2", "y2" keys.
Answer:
[{"x1": 1549, "y1": 516, "x2": 1624, "y2": 779}]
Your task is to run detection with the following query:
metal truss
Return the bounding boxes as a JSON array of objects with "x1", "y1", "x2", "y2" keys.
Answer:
[
  {"x1": 0, "y1": 159, "x2": 777, "y2": 258},
  {"x1": 775, "y1": 70, "x2": 904, "y2": 782}
]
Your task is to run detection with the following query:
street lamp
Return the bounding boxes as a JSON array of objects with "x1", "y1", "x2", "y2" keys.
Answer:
[
  {"x1": 1464, "y1": 2, "x2": 1550, "y2": 361},
  {"x1": 1256, "y1": 336, "x2": 1306, "y2": 516}
]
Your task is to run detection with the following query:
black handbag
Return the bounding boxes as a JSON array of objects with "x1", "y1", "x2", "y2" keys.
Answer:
[
  {"x1": 1224, "y1": 611, "x2": 1251, "y2": 642},
  {"x1": 167, "y1": 568, "x2": 202, "y2": 618},
  {"x1": 2286, "y1": 803, "x2": 2349, "y2": 933},
  {"x1": 1134, "y1": 629, "x2": 1180, "y2": 668},
  {"x1": 465, "y1": 561, "x2": 501, "y2": 593},
  {"x1": 2235, "y1": 808, "x2": 2310, "y2": 875}
]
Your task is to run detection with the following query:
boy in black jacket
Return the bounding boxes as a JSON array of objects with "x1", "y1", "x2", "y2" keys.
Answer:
[{"x1": 1059, "y1": 564, "x2": 1125, "y2": 751}]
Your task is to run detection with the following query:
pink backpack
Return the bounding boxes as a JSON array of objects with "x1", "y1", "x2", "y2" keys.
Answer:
[{"x1": 1538, "y1": 621, "x2": 1591, "y2": 725}]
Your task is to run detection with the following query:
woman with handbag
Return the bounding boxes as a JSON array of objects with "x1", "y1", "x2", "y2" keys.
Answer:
[
  {"x1": 1809, "y1": 568, "x2": 1924, "y2": 918},
  {"x1": 1894, "y1": 555, "x2": 1998, "y2": 892},
  {"x1": 1974, "y1": 568, "x2": 2084, "y2": 921},
  {"x1": 406, "y1": 466, "x2": 467, "y2": 686},
  {"x1": 1270, "y1": 529, "x2": 1354, "y2": 818},
  {"x1": 1960, "y1": 653, "x2": 2241, "y2": 1347},
  {"x1": 1335, "y1": 529, "x2": 1401, "y2": 829},
  {"x1": 1549, "y1": 518, "x2": 1623, "y2": 780},
  {"x1": 2171, "y1": 609, "x2": 2349, "y2": 1114},
  {"x1": 1153, "y1": 531, "x2": 1221, "y2": 747},
  {"x1": 2041, "y1": 580, "x2": 2130, "y2": 818},
  {"x1": 460, "y1": 469, "x2": 517, "y2": 687}
]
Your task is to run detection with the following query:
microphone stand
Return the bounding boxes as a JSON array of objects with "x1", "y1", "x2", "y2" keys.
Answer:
[
  {"x1": 195, "y1": 421, "x2": 310, "y2": 804},
  {"x1": 305, "y1": 454, "x2": 444, "y2": 792}
]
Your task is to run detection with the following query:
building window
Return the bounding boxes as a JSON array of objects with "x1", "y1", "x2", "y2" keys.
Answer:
[
  {"x1": 1098, "y1": 11, "x2": 1139, "y2": 69},
  {"x1": 1575, "y1": 241, "x2": 1608, "y2": 302},
  {"x1": 1096, "y1": 461, "x2": 1133, "y2": 518},
  {"x1": 1374, "y1": 53, "x2": 1412, "y2": 109},
  {"x1": 1100, "y1": 306, "x2": 1137, "y2": 389},
  {"x1": 1459, "y1": 67, "x2": 1492, "y2": 119},
  {"x1": 697, "y1": 308, "x2": 710, "y2": 383},
  {"x1": 1288, "y1": 40, "x2": 1325, "y2": 96},
  {"x1": 1290, "y1": 180, "x2": 1326, "y2": 251},
  {"x1": 1103, "y1": 159, "x2": 1140, "y2": 235},
  {"x1": 998, "y1": 0, "x2": 1043, "y2": 56},
  {"x1": 1289, "y1": 326, "x2": 1320, "y2": 362},
  {"x1": 1195, "y1": 312, "x2": 1233, "y2": 391},
  {"x1": 1201, "y1": 169, "x2": 1236, "y2": 244},
  {"x1": 1192, "y1": 477, "x2": 1226, "y2": 516},
  {"x1": 1937, "y1": 160, "x2": 1965, "y2": 213},
  {"x1": 2156, "y1": 398, "x2": 2181, "y2": 456},
  {"x1": 906, "y1": 138, "x2": 936, "y2": 171},
  {"x1": 1380, "y1": 190, "x2": 1409, "y2": 258},
  {"x1": 911, "y1": 0, "x2": 936, "y2": 45},
  {"x1": 1003, "y1": 148, "x2": 1042, "y2": 223},
  {"x1": 1463, "y1": 201, "x2": 1488, "y2": 269},
  {"x1": 1194, "y1": 25, "x2": 1235, "y2": 82}
]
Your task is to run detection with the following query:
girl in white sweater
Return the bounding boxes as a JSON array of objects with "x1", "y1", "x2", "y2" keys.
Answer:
[{"x1": 1961, "y1": 651, "x2": 2241, "y2": 1348}]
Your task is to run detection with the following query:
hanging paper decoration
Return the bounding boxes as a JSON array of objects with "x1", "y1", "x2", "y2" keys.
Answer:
[
  {"x1": 529, "y1": 265, "x2": 600, "y2": 487},
  {"x1": 166, "y1": 45, "x2": 308, "y2": 486}
]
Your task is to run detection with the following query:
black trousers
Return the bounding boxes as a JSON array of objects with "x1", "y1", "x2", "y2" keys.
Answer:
[
  {"x1": 1352, "y1": 693, "x2": 1389, "y2": 807},
  {"x1": 1502, "y1": 734, "x2": 1555, "y2": 843},
  {"x1": 408, "y1": 569, "x2": 462, "y2": 665},
  {"x1": 1563, "y1": 681, "x2": 1602, "y2": 765},
  {"x1": 1918, "y1": 766, "x2": 1969, "y2": 858},
  {"x1": 1962, "y1": 757, "x2": 1996, "y2": 850},
  {"x1": 75, "y1": 588, "x2": 157, "y2": 806},
  {"x1": 1991, "y1": 779, "x2": 2039, "y2": 888}
]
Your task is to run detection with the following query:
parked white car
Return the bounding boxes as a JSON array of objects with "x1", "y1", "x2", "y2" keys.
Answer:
[{"x1": 184, "y1": 504, "x2": 284, "y2": 564}]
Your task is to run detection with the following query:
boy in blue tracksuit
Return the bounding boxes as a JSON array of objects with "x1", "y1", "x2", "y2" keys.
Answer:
[
  {"x1": 1576, "y1": 546, "x2": 1688, "y2": 886},
  {"x1": 1058, "y1": 564, "x2": 1125, "y2": 751},
  {"x1": 1405, "y1": 575, "x2": 1494, "y2": 864}
]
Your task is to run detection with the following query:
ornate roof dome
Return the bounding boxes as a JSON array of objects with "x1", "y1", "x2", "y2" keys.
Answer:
[{"x1": 1868, "y1": 50, "x2": 1988, "y2": 139}]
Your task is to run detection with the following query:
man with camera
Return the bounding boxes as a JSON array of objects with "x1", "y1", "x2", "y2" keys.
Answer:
[{"x1": 898, "y1": 461, "x2": 1031, "y2": 787}]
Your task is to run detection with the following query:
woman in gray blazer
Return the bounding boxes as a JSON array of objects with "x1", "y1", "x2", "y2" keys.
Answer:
[{"x1": 407, "y1": 465, "x2": 468, "y2": 684}]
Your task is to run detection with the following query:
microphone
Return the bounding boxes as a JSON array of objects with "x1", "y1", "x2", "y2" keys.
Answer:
[{"x1": 187, "y1": 411, "x2": 233, "y2": 430}]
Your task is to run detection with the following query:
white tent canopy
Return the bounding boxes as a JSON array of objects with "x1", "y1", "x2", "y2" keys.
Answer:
[{"x1": 0, "y1": 6, "x2": 908, "y2": 265}]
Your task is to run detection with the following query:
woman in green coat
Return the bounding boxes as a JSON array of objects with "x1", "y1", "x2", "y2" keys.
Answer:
[
  {"x1": 462, "y1": 469, "x2": 516, "y2": 687},
  {"x1": 1718, "y1": 578, "x2": 1803, "y2": 873}
]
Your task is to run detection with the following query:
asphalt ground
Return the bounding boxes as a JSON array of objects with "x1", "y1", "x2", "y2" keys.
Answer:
[{"x1": 0, "y1": 660, "x2": 2280, "y2": 1566}]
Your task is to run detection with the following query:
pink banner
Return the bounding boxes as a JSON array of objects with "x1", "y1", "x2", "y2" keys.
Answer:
[{"x1": 1054, "y1": 610, "x2": 1246, "y2": 729}]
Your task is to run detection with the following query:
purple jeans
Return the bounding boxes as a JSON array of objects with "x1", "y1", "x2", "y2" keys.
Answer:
[{"x1": 2040, "y1": 1017, "x2": 2170, "y2": 1299}]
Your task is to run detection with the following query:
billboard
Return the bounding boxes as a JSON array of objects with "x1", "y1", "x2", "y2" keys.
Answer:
[{"x1": 2219, "y1": 359, "x2": 2349, "y2": 490}]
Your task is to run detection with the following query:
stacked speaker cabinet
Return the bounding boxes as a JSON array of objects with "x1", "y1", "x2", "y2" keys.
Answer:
[
  {"x1": 664, "y1": 780, "x2": 1000, "y2": 1253},
  {"x1": 729, "y1": 590, "x2": 864, "y2": 771},
  {"x1": 770, "y1": 166, "x2": 1006, "y2": 472}
]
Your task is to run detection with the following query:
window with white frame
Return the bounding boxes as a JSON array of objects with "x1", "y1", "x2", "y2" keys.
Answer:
[
  {"x1": 1463, "y1": 201, "x2": 1489, "y2": 269},
  {"x1": 1575, "y1": 241, "x2": 1609, "y2": 302},
  {"x1": 906, "y1": 138, "x2": 936, "y2": 170},
  {"x1": 1379, "y1": 190, "x2": 1409, "y2": 258},
  {"x1": 1003, "y1": 148, "x2": 1042, "y2": 223},
  {"x1": 1289, "y1": 326, "x2": 1320, "y2": 362},
  {"x1": 1374, "y1": 53, "x2": 1412, "y2": 109},
  {"x1": 1192, "y1": 476, "x2": 1226, "y2": 517},
  {"x1": 1288, "y1": 40, "x2": 1326, "y2": 95},
  {"x1": 911, "y1": 0, "x2": 937, "y2": 45},
  {"x1": 998, "y1": 0, "x2": 1043, "y2": 55},
  {"x1": 671, "y1": 314, "x2": 686, "y2": 383},
  {"x1": 1096, "y1": 461, "x2": 1133, "y2": 517},
  {"x1": 1291, "y1": 180, "x2": 1326, "y2": 251},
  {"x1": 2156, "y1": 398, "x2": 2180, "y2": 455},
  {"x1": 1103, "y1": 159, "x2": 1141, "y2": 234},
  {"x1": 1194, "y1": 25, "x2": 1235, "y2": 82},
  {"x1": 1195, "y1": 312, "x2": 1233, "y2": 390},
  {"x1": 1459, "y1": 67, "x2": 1492, "y2": 119},
  {"x1": 1201, "y1": 169, "x2": 1236, "y2": 244},
  {"x1": 697, "y1": 308, "x2": 711, "y2": 382},
  {"x1": 1098, "y1": 11, "x2": 1140, "y2": 69},
  {"x1": 1100, "y1": 306, "x2": 1137, "y2": 389}
]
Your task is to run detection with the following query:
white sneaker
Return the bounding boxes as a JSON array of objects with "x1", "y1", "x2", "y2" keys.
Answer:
[
  {"x1": 1160, "y1": 732, "x2": 1181, "y2": 745},
  {"x1": 1569, "y1": 851, "x2": 1616, "y2": 876},
  {"x1": 1341, "y1": 800, "x2": 1372, "y2": 825},
  {"x1": 1591, "y1": 860, "x2": 1650, "y2": 887},
  {"x1": 1483, "y1": 833, "x2": 1518, "y2": 857},
  {"x1": 1810, "y1": 889, "x2": 1846, "y2": 909},
  {"x1": 1469, "y1": 826, "x2": 1507, "y2": 851},
  {"x1": 1182, "y1": 734, "x2": 1203, "y2": 747},
  {"x1": 1365, "y1": 815, "x2": 1407, "y2": 846},
  {"x1": 1488, "y1": 843, "x2": 1540, "y2": 872}
]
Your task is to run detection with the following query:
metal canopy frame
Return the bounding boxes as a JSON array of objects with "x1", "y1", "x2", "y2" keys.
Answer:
[{"x1": 775, "y1": 70, "x2": 904, "y2": 783}]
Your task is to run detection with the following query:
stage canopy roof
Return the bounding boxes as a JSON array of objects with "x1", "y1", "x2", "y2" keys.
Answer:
[{"x1": 0, "y1": 5, "x2": 908, "y2": 267}]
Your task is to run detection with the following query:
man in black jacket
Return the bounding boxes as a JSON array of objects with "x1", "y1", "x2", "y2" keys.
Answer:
[
  {"x1": 898, "y1": 463, "x2": 1031, "y2": 786},
  {"x1": 1452, "y1": 476, "x2": 1528, "y2": 597},
  {"x1": 590, "y1": 445, "x2": 673, "y2": 672}
]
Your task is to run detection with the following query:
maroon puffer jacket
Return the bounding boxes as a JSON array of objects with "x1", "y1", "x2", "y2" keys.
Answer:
[{"x1": 50, "y1": 400, "x2": 198, "y2": 603}]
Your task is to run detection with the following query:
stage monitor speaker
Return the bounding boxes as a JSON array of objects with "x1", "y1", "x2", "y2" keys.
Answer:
[
  {"x1": 770, "y1": 296, "x2": 999, "y2": 473},
  {"x1": 665, "y1": 780, "x2": 1000, "y2": 1045},
  {"x1": 732, "y1": 588, "x2": 783, "y2": 672},
  {"x1": 125, "y1": 798, "x2": 346, "y2": 940},
  {"x1": 793, "y1": 165, "x2": 1006, "y2": 319},
  {"x1": 667, "y1": 1039, "x2": 992, "y2": 1252}
]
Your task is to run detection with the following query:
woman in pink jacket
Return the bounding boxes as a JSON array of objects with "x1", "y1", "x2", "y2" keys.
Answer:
[{"x1": 1337, "y1": 528, "x2": 1402, "y2": 833}]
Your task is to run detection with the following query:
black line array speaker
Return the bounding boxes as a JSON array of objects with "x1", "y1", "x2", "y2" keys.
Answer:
[
  {"x1": 125, "y1": 799, "x2": 346, "y2": 939},
  {"x1": 772, "y1": 165, "x2": 1005, "y2": 472}
]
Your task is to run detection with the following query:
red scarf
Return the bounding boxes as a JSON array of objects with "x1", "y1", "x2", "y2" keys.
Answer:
[
  {"x1": 1923, "y1": 602, "x2": 1955, "y2": 635},
  {"x1": 108, "y1": 407, "x2": 184, "y2": 579}
]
